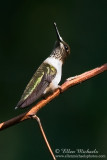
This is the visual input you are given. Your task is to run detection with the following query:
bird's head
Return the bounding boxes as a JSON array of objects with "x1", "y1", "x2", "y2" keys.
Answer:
[{"x1": 50, "y1": 22, "x2": 70, "y2": 64}]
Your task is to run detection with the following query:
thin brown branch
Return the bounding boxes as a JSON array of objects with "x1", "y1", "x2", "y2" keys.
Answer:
[
  {"x1": 0, "y1": 63, "x2": 107, "y2": 131},
  {"x1": 32, "y1": 115, "x2": 56, "y2": 160}
]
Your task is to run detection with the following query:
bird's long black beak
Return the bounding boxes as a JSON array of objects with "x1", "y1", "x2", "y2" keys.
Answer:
[{"x1": 54, "y1": 22, "x2": 63, "y2": 42}]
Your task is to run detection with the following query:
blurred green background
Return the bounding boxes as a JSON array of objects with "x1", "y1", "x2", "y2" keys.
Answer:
[{"x1": 0, "y1": 0, "x2": 107, "y2": 160}]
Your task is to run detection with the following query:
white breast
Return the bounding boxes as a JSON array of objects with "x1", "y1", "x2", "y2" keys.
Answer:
[{"x1": 44, "y1": 57, "x2": 62, "y2": 93}]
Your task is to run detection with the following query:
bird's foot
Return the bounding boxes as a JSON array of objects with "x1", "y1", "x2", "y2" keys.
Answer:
[{"x1": 57, "y1": 85, "x2": 63, "y2": 93}]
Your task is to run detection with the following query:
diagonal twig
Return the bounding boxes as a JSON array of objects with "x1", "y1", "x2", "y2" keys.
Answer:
[
  {"x1": 32, "y1": 115, "x2": 56, "y2": 160},
  {"x1": 0, "y1": 63, "x2": 107, "y2": 131}
]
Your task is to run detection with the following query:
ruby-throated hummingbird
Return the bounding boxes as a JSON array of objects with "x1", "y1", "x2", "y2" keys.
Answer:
[{"x1": 15, "y1": 23, "x2": 70, "y2": 109}]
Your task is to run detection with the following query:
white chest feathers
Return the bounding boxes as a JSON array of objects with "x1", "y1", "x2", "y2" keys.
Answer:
[{"x1": 44, "y1": 57, "x2": 62, "y2": 93}]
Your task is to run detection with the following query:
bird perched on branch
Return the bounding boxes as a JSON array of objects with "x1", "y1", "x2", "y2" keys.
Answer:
[{"x1": 15, "y1": 23, "x2": 70, "y2": 109}]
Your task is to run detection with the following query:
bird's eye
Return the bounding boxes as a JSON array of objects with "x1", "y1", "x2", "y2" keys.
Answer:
[{"x1": 64, "y1": 45, "x2": 69, "y2": 51}]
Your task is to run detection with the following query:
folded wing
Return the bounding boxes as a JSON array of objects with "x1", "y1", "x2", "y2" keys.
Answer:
[{"x1": 15, "y1": 63, "x2": 57, "y2": 109}]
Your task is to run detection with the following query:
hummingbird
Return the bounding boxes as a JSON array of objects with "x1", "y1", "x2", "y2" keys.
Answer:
[{"x1": 15, "y1": 23, "x2": 70, "y2": 109}]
